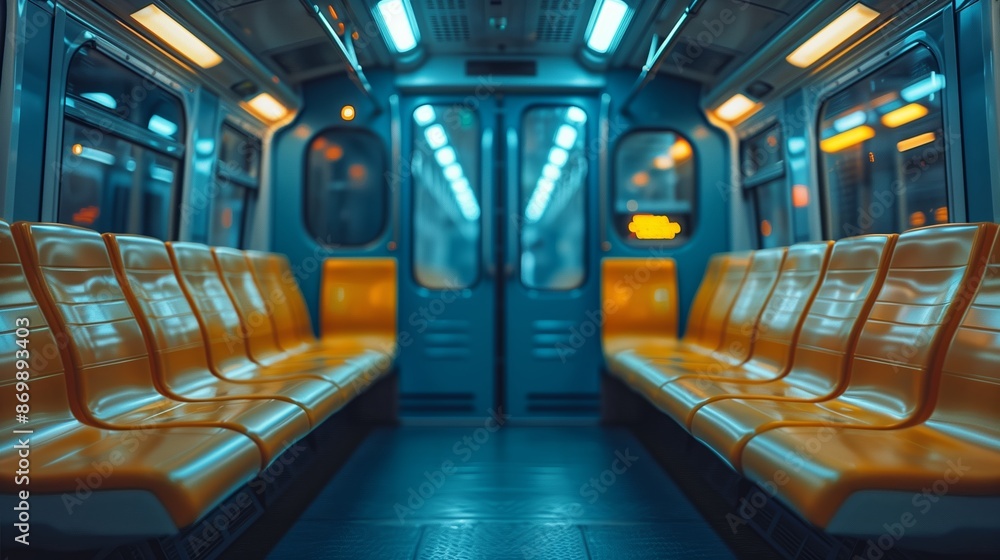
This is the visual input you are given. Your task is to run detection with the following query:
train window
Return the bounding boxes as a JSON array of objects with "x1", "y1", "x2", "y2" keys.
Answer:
[
  {"x1": 614, "y1": 131, "x2": 695, "y2": 245},
  {"x1": 208, "y1": 125, "x2": 261, "y2": 248},
  {"x1": 742, "y1": 124, "x2": 792, "y2": 248},
  {"x1": 305, "y1": 129, "x2": 387, "y2": 247},
  {"x1": 520, "y1": 106, "x2": 587, "y2": 290},
  {"x1": 819, "y1": 46, "x2": 949, "y2": 239},
  {"x1": 412, "y1": 104, "x2": 481, "y2": 289},
  {"x1": 59, "y1": 46, "x2": 184, "y2": 239}
]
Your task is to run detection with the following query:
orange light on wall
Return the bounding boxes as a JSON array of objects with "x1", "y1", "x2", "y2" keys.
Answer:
[
  {"x1": 896, "y1": 132, "x2": 935, "y2": 152},
  {"x1": 935, "y1": 207, "x2": 948, "y2": 223},
  {"x1": 653, "y1": 155, "x2": 673, "y2": 170},
  {"x1": 909, "y1": 211, "x2": 926, "y2": 227},
  {"x1": 881, "y1": 103, "x2": 928, "y2": 128},
  {"x1": 670, "y1": 138, "x2": 693, "y2": 162},
  {"x1": 72, "y1": 205, "x2": 100, "y2": 225},
  {"x1": 348, "y1": 163, "x2": 368, "y2": 181},
  {"x1": 760, "y1": 219, "x2": 773, "y2": 238},
  {"x1": 71, "y1": 143, "x2": 84, "y2": 156},
  {"x1": 325, "y1": 144, "x2": 344, "y2": 161},
  {"x1": 632, "y1": 171, "x2": 650, "y2": 187},
  {"x1": 792, "y1": 185, "x2": 810, "y2": 208},
  {"x1": 221, "y1": 207, "x2": 233, "y2": 229},
  {"x1": 341, "y1": 105, "x2": 356, "y2": 121},
  {"x1": 820, "y1": 125, "x2": 875, "y2": 153},
  {"x1": 627, "y1": 215, "x2": 682, "y2": 240}
]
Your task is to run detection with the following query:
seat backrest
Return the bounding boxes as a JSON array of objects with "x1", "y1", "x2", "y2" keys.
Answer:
[
  {"x1": 931, "y1": 228, "x2": 1000, "y2": 446},
  {"x1": 0, "y1": 220, "x2": 79, "y2": 443},
  {"x1": 105, "y1": 233, "x2": 212, "y2": 390},
  {"x1": 711, "y1": 247, "x2": 786, "y2": 364},
  {"x1": 272, "y1": 255, "x2": 317, "y2": 344},
  {"x1": 12, "y1": 222, "x2": 162, "y2": 423},
  {"x1": 744, "y1": 241, "x2": 832, "y2": 375},
  {"x1": 783, "y1": 234, "x2": 897, "y2": 395},
  {"x1": 319, "y1": 258, "x2": 397, "y2": 340},
  {"x1": 246, "y1": 251, "x2": 305, "y2": 352},
  {"x1": 601, "y1": 257, "x2": 678, "y2": 348},
  {"x1": 212, "y1": 247, "x2": 286, "y2": 364},
  {"x1": 696, "y1": 251, "x2": 753, "y2": 351},
  {"x1": 842, "y1": 223, "x2": 998, "y2": 419},
  {"x1": 167, "y1": 242, "x2": 256, "y2": 376},
  {"x1": 682, "y1": 254, "x2": 725, "y2": 344}
]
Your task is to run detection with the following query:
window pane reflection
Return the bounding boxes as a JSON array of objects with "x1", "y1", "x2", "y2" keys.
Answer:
[
  {"x1": 305, "y1": 130, "x2": 387, "y2": 246},
  {"x1": 412, "y1": 104, "x2": 481, "y2": 289},
  {"x1": 614, "y1": 131, "x2": 695, "y2": 244},
  {"x1": 820, "y1": 46, "x2": 948, "y2": 238},
  {"x1": 521, "y1": 106, "x2": 587, "y2": 290}
]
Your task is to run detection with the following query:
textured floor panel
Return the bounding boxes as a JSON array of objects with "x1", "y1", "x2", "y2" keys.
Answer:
[
  {"x1": 584, "y1": 522, "x2": 738, "y2": 559},
  {"x1": 416, "y1": 522, "x2": 588, "y2": 560},
  {"x1": 267, "y1": 427, "x2": 739, "y2": 559}
]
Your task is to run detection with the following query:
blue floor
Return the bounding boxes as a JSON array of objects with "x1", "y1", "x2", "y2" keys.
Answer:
[{"x1": 267, "y1": 426, "x2": 739, "y2": 559}]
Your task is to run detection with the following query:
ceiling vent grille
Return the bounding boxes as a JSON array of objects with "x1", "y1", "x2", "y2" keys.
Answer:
[
  {"x1": 427, "y1": 0, "x2": 467, "y2": 9},
  {"x1": 535, "y1": 0, "x2": 581, "y2": 43},
  {"x1": 429, "y1": 14, "x2": 471, "y2": 42}
]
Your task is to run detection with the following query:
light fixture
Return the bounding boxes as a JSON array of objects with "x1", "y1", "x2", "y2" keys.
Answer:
[
  {"x1": 714, "y1": 93, "x2": 758, "y2": 123},
  {"x1": 820, "y1": 125, "x2": 875, "y2": 153},
  {"x1": 881, "y1": 103, "x2": 929, "y2": 128},
  {"x1": 586, "y1": 0, "x2": 631, "y2": 54},
  {"x1": 554, "y1": 125, "x2": 579, "y2": 150},
  {"x1": 81, "y1": 92, "x2": 117, "y2": 110},
  {"x1": 147, "y1": 114, "x2": 178, "y2": 137},
  {"x1": 425, "y1": 124, "x2": 447, "y2": 149},
  {"x1": 896, "y1": 132, "x2": 936, "y2": 152},
  {"x1": 414, "y1": 104, "x2": 436, "y2": 126},
  {"x1": 131, "y1": 5, "x2": 223, "y2": 69},
  {"x1": 246, "y1": 93, "x2": 289, "y2": 121},
  {"x1": 792, "y1": 185, "x2": 810, "y2": 208},
  {"x1": 901, "y1": 73, "x2": 945, "y2": 102},
  {"x1": 542, "y1": 164, "x2": 562, "y2": 181},
  {"x1": 341, "y1": 105, "x2": 356, "y2": 121},
  {"x1": 548, "y1": 147, "x2": 569, "y2": 167},
  {"x1": 443, "y1": 164, "x2": 463, "y2": 181},
  {"x1": 566, "y1": 107, "x2": 587, "y2": 124},
  {"x1": 833, "y1": 110, "x2": 866, "y2": 132},
  {"x1": 669, "y1": 139, "x2": 692, "y2": 161},
  {"x1": 435, "y1": 147, "x2": 457, "y2": 166},
  {"x1": 375, "y1": 0, "x2": 419, "y2": 53},
  {"x1": 785, "y1": 3, "x2": 880, "y2": 68},
  {"x1": 627, "y1": 215, "x2": 682, "y2": 240}
]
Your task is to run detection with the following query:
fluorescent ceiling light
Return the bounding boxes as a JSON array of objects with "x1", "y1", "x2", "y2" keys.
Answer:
[
  {"x1": 148, "y1": 114, "x2": 178, "y2": 137},
  {"x1": 435, "y1": 147, "x2": 457, "y2": 166},
  {"x1": 586, "y1": 0, "x2": 630, "y2": 54},
  {"x1": 820, "y1": 125, "x2": 875, "y2": 153},
  {"x1": 542, "y1": 164, "x2": 561, "y2": 181},
  {"x1": 150, "y1": 166, "x2": 175, "y2": 183},
  {"x1": 443, "y1": 164, "x2": 463, "y2": 181},
  {"x1": 566, "y1": 107, "x2": 587, "y2": 124},
  {"x1": 376, "y1": 0, "x2": 419, "y2": 53},
  {"x1": 414, "y1": 104, "x2": 436, "y2": 126},
  {"x1": 81, "y1": 92, "x2": 117, "y2": 110},
  {"x1": 425, "y1": 124, "x2": 447, "y2": 149},
  {"x1": 714, "y1": 93, "x2": 758, "y2": 123},
  {"x1": 881, "y1": 103, "x2": 929, "y2": 128},
  {"x1": 901, "y1": 73, "x2": 945, "y2": 102},
  {"x1": 548, "y1": 147, "x2": 569, "y2": 167},
  {"x1": 554, "y1": 125, "x2": 579, "y2": 150},
  {"x1": 833, "y1": 110, "x2": 866, "y2": 132},
  {"x1": 897, "y1": 132, "x2": 936, "y2": 152},
  {"x1": 246, "y1": 93, "x2": 288, "y2": 122},
  {"x1": 74, "y1": 146, "x2": 116, "y2": 166},
  {"x1": 131, "y1": 4, "x2": 223, "y2": 69},
  {"x1": 786, "y1": 3, "x2": 879, "y2": 68}
]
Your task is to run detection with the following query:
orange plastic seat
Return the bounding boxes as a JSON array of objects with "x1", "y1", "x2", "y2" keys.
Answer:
[
  {"x1": 609, "y1": 248, "x2": 786, "y2": 398},
  {"x1": 318, "y1": 257, "x2": 399, "y2": 358},
  {"x1": 658, "y1": 235, "x2": 895, "y2": 428},
  {"x1": 12, "y1": 222, "x2": 312, "y2": 468},
  {"x1": 105, "y1": 233, "x2": 345, "y2": 426},
  {"x1": 600, "y1": 257, "x2": 679, "y2": 356},
  {"x1": 245, "y1": 251, "x2": 315, "y2": 354},
  {"x1": 605, "y1": 252, "x2": 752, "y2": 397},
  {"x1": 168, "y1": 242, "x2": 387, "y2": 398},
  {"x1": 0, "y1": 221, "x2": 261, "y2": 532},
  {"x1": 692, "y1": 223, "x2": 999, "y2": 469},
  {"x1": 654, "y1": 241, "x2": 832, "y2": 426},
  {"x1": 741, "y1": 226, "x2": 1000, "y2": 541}
]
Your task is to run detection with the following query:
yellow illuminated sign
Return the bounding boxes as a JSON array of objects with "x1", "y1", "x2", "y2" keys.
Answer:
[{"x1": 628, "y1": 215, "x2": 682, "y2": 240}]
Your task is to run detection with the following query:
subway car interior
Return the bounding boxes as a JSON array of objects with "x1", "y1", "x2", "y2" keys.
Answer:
[{"x1": 2, "y1": 0, "x2": 1000, "y2": 558}]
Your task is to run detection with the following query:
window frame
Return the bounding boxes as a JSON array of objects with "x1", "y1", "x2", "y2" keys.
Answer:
[
  {"x1": 816, "y1": 42, "x2": 953, "y2": 240},
  {"x1": 207, "y1": 121, "x2": 262, "y2": 249},
  {"x1": 303, "y1": 126, "x2": 390, "y2": 249},
  {"x1": 611, "y1": 128, "x2": 698, "y2": 247},
  {"x1": 741, "y1": 122, "x2": 793, "y2": 248},
  {"x1": 57, "y1": 39, "x2": 188, "y2": 240}
]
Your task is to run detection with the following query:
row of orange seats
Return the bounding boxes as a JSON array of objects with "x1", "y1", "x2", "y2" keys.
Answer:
[
  {"x1": 603, "y1": 223, "x2": 1000, "y2": 543},
  {"x1": 0, "y1": 220, "x2": 396, "y2": 540}
]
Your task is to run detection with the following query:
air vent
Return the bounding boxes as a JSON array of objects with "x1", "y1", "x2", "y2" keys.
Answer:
[
  {"x1": 427, "y1": 0, "x2": 466, "y2": 9},
  {"x1": 466, "y1": 60, "x2": 537, "y2": 76},
  {"x1": 530, "y1": 319, "x2": 577, "y2": 360},
  {"x1": 421, "y1": 320, "x2": 472, "y2": 359},
  {"x1": 527, "y1": 392, "x2": 599, "y2": 414},
  {"x1": 401, "y1": 392, "x2": 476, "y2": 414},
  {"x1": 746, "y1": 80, "x2": 774, "y2": 99},
  {"x1": 535, "y1": 0, "x2": 581, "y2": 43},
  {"x1": 429, "y1": 14, "x2": 470, "y2": 42}
]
